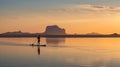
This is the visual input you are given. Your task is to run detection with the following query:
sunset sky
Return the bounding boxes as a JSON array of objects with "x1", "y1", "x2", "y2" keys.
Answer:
[{"x1": 0, "y1": 0, "x2": 120, "y2": 34}]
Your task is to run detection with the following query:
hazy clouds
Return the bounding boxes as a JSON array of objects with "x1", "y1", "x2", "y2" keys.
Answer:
[{"x1": 49, "y1": 4, "x2": 120, "y2": 15}]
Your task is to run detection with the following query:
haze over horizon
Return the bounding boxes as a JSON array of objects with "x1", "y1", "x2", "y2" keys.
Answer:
[{"x1": 0, "y1": 0, "x2": 120, "y2": 34}]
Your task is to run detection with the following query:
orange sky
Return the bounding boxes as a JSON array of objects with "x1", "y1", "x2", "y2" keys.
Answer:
[
  {"x1": 0, "y1": 14, "x2": 120, "y2": 34},
  {"x1": 0, "y1": 1, "x2": 120, "y2": 34}
]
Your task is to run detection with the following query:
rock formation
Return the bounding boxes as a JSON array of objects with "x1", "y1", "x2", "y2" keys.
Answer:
[{"x1": 44, "y1": 25, "x2": 66, "y2": 35}]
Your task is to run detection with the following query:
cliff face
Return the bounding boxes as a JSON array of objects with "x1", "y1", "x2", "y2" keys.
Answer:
[{"x1": 44, "y1": 25, "x2": 66, "y2": 35}]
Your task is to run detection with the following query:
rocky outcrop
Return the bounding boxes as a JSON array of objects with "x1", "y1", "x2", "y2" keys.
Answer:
[
  {"x1": 0, "y1": 31, "x2": 41, "y2": 37},
  {"x1": 44, "y1": 25, "x2": 66, "y2": 35}
]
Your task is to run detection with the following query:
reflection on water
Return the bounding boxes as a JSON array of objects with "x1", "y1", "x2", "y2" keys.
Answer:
[
  {"x1": 91, "y1": 59, "x2": 106, "y2": 67},
  {"x1": 1, "y1": 38, "x2": 120, "y2": 67},
  {"x1": 31, "y1": 45, "x2": 41, "y2": 56},
  {"x1": 46, "y1": 38, "x2": 65, "y2": 47},
  {"x1": 37, "y1": 46, "x2": 40, "y2": 55}
]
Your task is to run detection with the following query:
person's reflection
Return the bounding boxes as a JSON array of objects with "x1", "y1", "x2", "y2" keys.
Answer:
[{"x1": 37, "y1": 46, "x2": 40, "y2": 55}]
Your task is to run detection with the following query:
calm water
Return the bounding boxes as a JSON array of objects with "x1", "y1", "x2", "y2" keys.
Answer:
[{"x1": 0, "y1": 38, "x2": 120, "y2": 67}]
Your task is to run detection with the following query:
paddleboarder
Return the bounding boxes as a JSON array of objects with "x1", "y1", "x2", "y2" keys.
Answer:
[{"x1": 37, "y1": 35, "x2": 41, "y2": 44}]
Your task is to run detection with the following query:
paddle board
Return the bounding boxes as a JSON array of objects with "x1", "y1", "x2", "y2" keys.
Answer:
[{"x1": 30, "y1": 44, "x2": 46, "y2": 47}]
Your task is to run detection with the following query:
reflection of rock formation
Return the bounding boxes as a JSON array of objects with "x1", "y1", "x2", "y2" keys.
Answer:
[
  {"x1": 44, "y1": 25, "x2": 66, "y2": 35},
  {"x1": 46, "y1": 38, "x2": 65, "y2": 47}
]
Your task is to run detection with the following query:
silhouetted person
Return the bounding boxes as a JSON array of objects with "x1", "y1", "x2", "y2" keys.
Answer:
[
  {"x1": 37, "y1": 46, "x2": 40, "y2": 55},
  {"x1": 37, "y1": 35, "x2": 41, "y2": 45}
]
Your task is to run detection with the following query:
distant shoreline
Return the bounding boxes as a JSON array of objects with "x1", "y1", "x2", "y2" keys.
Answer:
[{"x1": 0, "y1": 35, "x2": 120, "y2": 38}]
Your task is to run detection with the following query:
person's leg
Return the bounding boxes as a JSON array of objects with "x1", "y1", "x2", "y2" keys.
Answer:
[{"x1": 38, "y1": 39, "x2": 40, "y2": 44}]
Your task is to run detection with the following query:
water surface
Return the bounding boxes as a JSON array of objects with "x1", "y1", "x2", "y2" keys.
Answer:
[{"x1": 0, "y1": 38, "x2": 120, "y2": 67}]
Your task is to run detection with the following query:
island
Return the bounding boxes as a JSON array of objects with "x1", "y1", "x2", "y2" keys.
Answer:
[{"x1": 0, "y1": 25, "x2": 120, "y2": 38}]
